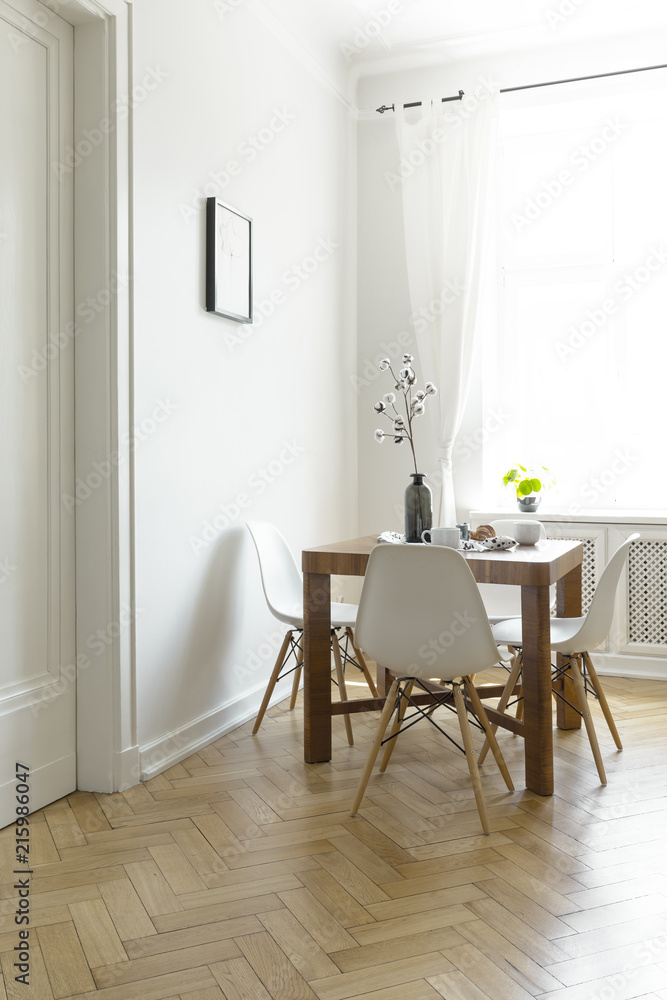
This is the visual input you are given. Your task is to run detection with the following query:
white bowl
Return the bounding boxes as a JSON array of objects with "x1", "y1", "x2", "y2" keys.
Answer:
[{"x1": 514, "y1": 520, "x2": 542, "y2": 545}]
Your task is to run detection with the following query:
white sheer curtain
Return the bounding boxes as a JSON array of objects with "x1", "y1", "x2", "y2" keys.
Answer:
[{"x1": 395, "y1": 88, "x2": 499, "y2": 523}]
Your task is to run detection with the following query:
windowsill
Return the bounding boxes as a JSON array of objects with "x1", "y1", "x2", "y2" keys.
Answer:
[{"x1": 469, "y1": 507, "x2": 667, "y2": 525}]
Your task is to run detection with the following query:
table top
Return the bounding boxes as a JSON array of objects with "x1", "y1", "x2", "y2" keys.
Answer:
[{"x1": 302, "y1": 534, "x2": 583, "y2": 586}]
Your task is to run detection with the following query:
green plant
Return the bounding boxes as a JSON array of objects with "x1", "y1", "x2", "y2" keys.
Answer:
[{"x1": 503, "y1": 464, "x2": 555, "y2": 498}]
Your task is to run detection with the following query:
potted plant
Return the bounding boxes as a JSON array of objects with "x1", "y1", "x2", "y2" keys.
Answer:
[{"x1": 503, "y1": 464, "x2": 555, "y2": 512}]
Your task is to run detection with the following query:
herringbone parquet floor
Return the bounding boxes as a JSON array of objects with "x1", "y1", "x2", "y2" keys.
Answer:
[{"x1": 2, "y1": 671, "x2": 667, "y2": 1000}]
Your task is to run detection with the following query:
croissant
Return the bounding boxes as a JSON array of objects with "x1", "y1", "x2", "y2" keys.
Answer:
[{"x1": 470, "y1": 524, "x2": 496, "y2": 541}]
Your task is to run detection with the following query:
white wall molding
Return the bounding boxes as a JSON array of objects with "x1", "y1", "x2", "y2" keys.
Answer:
[
  {"x1": 51, "y1": 0, "x2": 135, "y2": 793},
  {"x1": 471, "y1": 507, "x2": 667, "y2": 526},
  {"x1": 593, "y1": 653, "x2": 667, "y2": 682},
  {"x1": 138, "y1": 677, "x2": 295, "y2": 781}
]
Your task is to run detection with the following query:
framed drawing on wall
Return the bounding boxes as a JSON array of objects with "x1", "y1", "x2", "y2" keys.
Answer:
[{"x1": 206, "y1": 197, "x2": 253, "y2": 322}]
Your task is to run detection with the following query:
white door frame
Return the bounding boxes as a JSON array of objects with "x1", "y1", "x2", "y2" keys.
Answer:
[{"x1": 44, "y1": 0, "x2": 136, "y2": 790}]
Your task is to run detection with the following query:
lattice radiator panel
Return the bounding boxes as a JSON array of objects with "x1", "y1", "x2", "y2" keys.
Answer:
[
  {"x1": 628, "y1": 539, "x2": 667, "y2": 645},
  {"x1": 547, "y1": 536, "x2": 597, "y2": 615}
]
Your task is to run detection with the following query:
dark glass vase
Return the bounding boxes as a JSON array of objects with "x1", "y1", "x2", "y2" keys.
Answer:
[{"x1": 404, "y1": 473, "x2": 432, "y2": 543}]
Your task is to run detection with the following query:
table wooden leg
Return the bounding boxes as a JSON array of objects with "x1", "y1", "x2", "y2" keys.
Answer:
[
  {"x1": 303, "y1": 572, "x2": 332, "y2": 763},
  {"x1": 521, "y1": 584, "x2": 554, "y2": 796},
  {"x1": 555, "y1": 564, "x2": 582, "y2": 730},
  {"x1": 375, "y1": 664, "x2": 390, "y2": 697}
]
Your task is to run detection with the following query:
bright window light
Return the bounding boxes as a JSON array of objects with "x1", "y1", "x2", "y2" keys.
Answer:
[{"x1": 483, "y1": 70, "x2": 667, "y2": 511}]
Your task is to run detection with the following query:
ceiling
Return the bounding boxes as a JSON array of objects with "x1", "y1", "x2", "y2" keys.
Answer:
[{"x1": 257, "y1": 0, "x2": 667, "y2": 83}]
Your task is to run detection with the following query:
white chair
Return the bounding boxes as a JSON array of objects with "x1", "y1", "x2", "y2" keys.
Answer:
[
  {"x1": 349, "y1": 544, "x2": 514, "y2": 834},
  {"x1": 486, "y1": 533, "x2": 639, "y2": 783},
  {"x1": 246, "y1": 521, "x2": 378, "y2": 745}
]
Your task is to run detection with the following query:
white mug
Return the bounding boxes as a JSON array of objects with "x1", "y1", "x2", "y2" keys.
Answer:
[
  {"x1": 514, "y1": 520, "x2": 542, "y2": 545},
  {"x1": 422, "y1": 526, "x2": 460, "y2": 548}
]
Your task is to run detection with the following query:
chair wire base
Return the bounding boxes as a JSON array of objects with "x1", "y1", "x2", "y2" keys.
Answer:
[
  {"x1": 501, "y1": 647, "x2": 600, "y2": 718},
  {"x1": 273, "y1": 631, "x2": 304, "y2": 683},
  {"x1": 275, "y1": 627, "x2": 361, "y2": 687},
  {"x1": 380, "y1": 678, "x2": 484, "y2": 758}
]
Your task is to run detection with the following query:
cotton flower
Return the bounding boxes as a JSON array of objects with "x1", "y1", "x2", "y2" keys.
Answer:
[{"x1": 371, "y1": 358, "x2": 436, "y2": 472}]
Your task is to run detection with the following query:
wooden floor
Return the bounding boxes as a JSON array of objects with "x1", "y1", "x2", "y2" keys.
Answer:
[{"x1": 2, "y1": 672, "x2": 667, "y2": 999}]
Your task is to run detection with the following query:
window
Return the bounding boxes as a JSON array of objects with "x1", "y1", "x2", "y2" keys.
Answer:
[{"x1": 483, "y1": 71, "x2": 667, "y2": 511}]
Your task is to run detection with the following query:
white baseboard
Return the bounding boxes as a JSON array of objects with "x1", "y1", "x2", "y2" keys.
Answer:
[
  {"x1": 0, "y1": 754, "x2": 76, "y2": 830},
  {"x1": 137, "y1": 677, "x2": 295, "y2": 781},
  {"x1": 590, "y1": 652, "x2": 667, "y2": 681},
  {"x1": 496, "y1": 644, "x2": 667, "y2": 683}
]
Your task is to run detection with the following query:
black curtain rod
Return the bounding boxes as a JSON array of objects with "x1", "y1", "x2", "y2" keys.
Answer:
[{"x1": 375, "y1": 61, "x2": 667, "y2": 114}]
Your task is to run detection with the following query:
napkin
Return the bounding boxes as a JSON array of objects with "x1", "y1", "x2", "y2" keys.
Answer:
[
  {"x1": 377, "y1": 531, "x2": 405, "y2": 544},
  {"x1": 461, "y1": 535, "x2": 517, "y2": 551}
]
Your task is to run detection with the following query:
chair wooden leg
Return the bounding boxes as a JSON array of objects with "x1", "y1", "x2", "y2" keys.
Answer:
[
  {"x1": 379, "y1": 679, "x2": 415, "y2": 772},
  {"x1": 478, "y1": 652, "x2": 523, "y2": 765},
  {"x1": 453, "y1": 684, "x2": 489, "y2": 835},
  {"x1": 350, "y1": 679, "x2": 399, "y2": 816},
  {"x1": 570, "y1": 655, "x2": 607, "y2": 784},
  {"x1": 583, "y1": 651, "x2": 623, "y2": 750},
  {"x1": 464, "y1": 678, "x2": 514, "y2": 792},
  {"x1": 332, "y1": 632, "x2": 354, "y2": 746},
  {"x1": 289, "y1": 639, "x2": 304, "y2": 710},
  {"x1": 347, "y1": 628, "x2": 379, "y2": 697},
  {"x1": 252, "y1": 630, "x2": 293, "y2": 735}
]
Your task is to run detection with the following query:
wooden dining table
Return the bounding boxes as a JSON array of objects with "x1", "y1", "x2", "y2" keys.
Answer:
[{"x1": 302, "y1": 535, "x2": 584, "y2": 797}]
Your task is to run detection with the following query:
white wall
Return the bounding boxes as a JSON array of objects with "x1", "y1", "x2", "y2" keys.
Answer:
[
  {"x1": 131, "y1": 0, "x2": 357, "y2": 771},
  {"x1": 355, "y1": 28, "x2": 667, "y2": 531}
]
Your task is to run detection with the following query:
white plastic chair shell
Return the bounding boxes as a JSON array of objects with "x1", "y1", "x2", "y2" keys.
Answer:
[
  {"x1": 355, "y1": 543, "x2": 502, "y2": 681},
  {"x1": 350, "y1": 543, "x2": 513, "y2": 834},
  {"x1": 246, "y1": 520, "x2": 357, "y2": 630},
  {"x1": 246, "y1": 520, "x2": 376, "y2": 743},
  {"x1": 492, "y1": 533, "x2": 640, "y2": 654}
]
